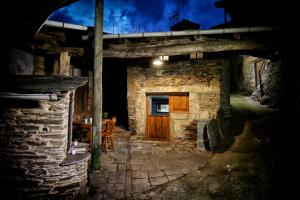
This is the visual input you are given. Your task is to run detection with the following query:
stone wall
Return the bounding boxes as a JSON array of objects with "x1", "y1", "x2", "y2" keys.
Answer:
[
  {"x1": 0, "y1": 92, "x2": 89, "y2": 199},
  {"x1": 7, "y1": 46, "x2": 34, "y2": 75},
  {"x1": 241, "y1": 55, "x2": 256, "y2": 94},
  {"x1": 260, "y1": 58, "x2": 284, "y2": 107},
  {"x1": 238, "y1": 55, "x2": 284, "y2": 108},
  {"x1": 220, "y1": 58, "x2": 231, "y2": 118},
  {"x1": 127, "y1": 60, "x2": 222, "y2": 140}
]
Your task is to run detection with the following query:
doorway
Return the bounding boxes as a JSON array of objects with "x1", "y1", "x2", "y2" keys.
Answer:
[
  {"x1": 146, "y1": 92, "x2": 189, "y2": 140},
  {"x1": 146, "y1": 95, "x2": 170, "y2": 140}
]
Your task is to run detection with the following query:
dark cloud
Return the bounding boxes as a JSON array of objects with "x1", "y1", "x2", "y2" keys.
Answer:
[
  {"x1": 49, "y1": 0, "x2": 95, "y2": 26},
  {"x1": 49, "y1": 8, "x2": 76, "y2": 24},
  {"x1": 50, "y1": 0, "x2": 225, "y2": 33}
]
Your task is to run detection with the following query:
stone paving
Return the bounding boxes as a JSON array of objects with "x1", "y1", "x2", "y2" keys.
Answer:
[{"x1": 88, "y1": 127, "x2": 212, "y2": 200}]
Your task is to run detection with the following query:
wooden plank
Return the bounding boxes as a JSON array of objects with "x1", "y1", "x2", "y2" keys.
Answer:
[
  {"x1": 47, "y1": 47, "x2": 85, "y2": 56},
  {"x1": 146, "y1": 96, "x2": 150, "y2": 139},
  {"x1": 109, "y1": 38, "x2": 194, "y2": 50},
  {"x1": 103, "y1": 39, "x2": 273, "y2": 58},
  {"x1": 181, "y1": 95, "x2": 189, "y2": 111},
  {"x1": 147, "y1": 116, "x2": 156, "y2": 139},
  {"x1": 59, "y1": 51, "x2": 71, "y2": 76},
  {"x1": 161, "y1": 116, "x2": 170, "y2": 140},
  {"x1": 146, "y1": 96, "x2": 150, "y2": 114},
  {"x1": 146, "y1": 92, "x2": 189, "y2": 96},
  {"x1": 147, "y1": 115, "x2": 170, "y2": 140},
  {"x1": 35, "y1": 31, "x2": 66, "y2": 43},
  {"x1": 169, "y1": 96, "x2": 175, "y2": 112},
  {"x1": 156, "y1": 116, "x2": 162, "y2": 138},
  {"x1": 170, "y1": 95, "x2": 189, "y2": 112},
  {"x1": 0, "y1": 75, "x2": 88, "y2": 93}
]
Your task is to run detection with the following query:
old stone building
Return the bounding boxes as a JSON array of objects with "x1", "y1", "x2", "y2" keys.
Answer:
[
  {"x1": 0, "y1": 0, "x2": 293, "y2": 199},
  {"x1": 127, "y1": 59, "x2": 224, "y2": 144}
]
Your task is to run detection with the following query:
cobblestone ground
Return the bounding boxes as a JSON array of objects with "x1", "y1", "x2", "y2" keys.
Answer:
[
  {"x1": 137, "y1": 95, "x2": 281, "y2": 200},
  {"x1": 88, "y1": 127, "x2": 212, "y2": 200},
  {"x1": 87, "y1": 95, "x2": 280, "y2": 200}
]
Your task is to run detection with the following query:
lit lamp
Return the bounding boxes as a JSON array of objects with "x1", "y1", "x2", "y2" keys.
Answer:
[
  {"x1": 153, "y1": 58, "x2": 163, "y2": 66},
  {"x1": 153, "y1": 55, "x2": 168, "y2": 66}
]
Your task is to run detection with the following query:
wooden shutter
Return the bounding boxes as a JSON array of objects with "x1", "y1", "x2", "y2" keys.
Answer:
[{"x1": 169, "y1": 95, "x2": 189, "y2": 112}]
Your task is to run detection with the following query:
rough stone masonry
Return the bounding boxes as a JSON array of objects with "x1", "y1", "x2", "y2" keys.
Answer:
[
  {"x1": 127, "y1": 59, "x2": 227, "y2": 142},
  {"x1": 0, "y1": 92, "x2": 89, "y2": 199}
]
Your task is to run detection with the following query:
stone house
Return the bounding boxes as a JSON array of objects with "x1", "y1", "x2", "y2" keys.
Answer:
[
  {"x1": 0, "y1": 0, "x2": 289, "y2": 198},
  {"x1": 127, "y1": 58, "x2": 225, "y2": 145}
]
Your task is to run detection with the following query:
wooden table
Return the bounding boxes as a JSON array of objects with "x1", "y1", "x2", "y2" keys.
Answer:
[{"x1": 72, "y1": 119, "x2": 110, "y2": 147}]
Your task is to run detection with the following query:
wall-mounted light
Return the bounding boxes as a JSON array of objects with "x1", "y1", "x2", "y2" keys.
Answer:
[
  {"x1": 153, "y1": 55, "x2": 169, "y2": 66},
  {"x1": 153, "y1": 57, "x2": 163, "y2": 66}
]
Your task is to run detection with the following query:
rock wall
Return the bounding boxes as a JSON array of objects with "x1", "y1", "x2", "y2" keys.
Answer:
[
  {"x1": 241, "y1": 55, "x2": 256, "y2": 94},
  {"x1": 238, "y1": 55, "x2": 285, "y2": 108},
  {"x1": 0, "y1": 92, "x2": 89, "y2": 199},
  {"x1": 260, "y1": 58, "x2": 284, "y2": 107},
  {"x1": 7, "y1": 46, "x2": 34, "y2": 75},
  {"x1": 220, "y1": 58, "x2": 231, "y2": 118},
  {"x1": 127, "y1": 60, "x2": 222, "y2": 140}
]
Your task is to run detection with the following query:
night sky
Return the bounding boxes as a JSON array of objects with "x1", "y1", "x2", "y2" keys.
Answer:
[{"x1": 49, "y1": 0, "x2": 226, "y2": 33}]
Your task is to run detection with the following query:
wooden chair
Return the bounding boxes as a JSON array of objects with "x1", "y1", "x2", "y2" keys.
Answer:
[{"x1": 102, "y1": 116, "x2": 116, "y2": 152}]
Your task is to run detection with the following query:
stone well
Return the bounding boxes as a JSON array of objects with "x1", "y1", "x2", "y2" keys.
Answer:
[{"x1": 0, "y1": 76, "x2": 90, "y2": 199}]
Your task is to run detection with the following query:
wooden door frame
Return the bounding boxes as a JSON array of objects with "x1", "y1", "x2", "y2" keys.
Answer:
[
  {"x1": 145, "y1": 95, "x2": 170, "y2": 141},
  {"x1": 145, "y1": 92, "x2": 189, "y2": 141},
  {"x1": 146, "y1": 96, "x2": 150, "y2": 140}
]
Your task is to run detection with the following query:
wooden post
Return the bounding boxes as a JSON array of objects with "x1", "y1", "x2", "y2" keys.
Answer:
[
  {"x1": 92, "y1": 0, "x2": 103, "y2": 170},
  {"x1": 59, "y1": 51, "x2": 71, "y2": 76}
]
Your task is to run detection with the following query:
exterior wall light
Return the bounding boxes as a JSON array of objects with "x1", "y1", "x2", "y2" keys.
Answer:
[
  {"x1": 153, "y1": 58, "x2": 163, "y2": 66},
  {"x1": 153, "y1": 55, "x2": 169, "y2": 66}
]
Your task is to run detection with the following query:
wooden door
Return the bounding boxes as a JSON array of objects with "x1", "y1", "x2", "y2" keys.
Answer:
[
  {"x1": 147, "y1": 115, "x2": 169, "y2": 140},
  {"x1": 146, "y1": 96, "x2": 170, "y2": 140},
  {"x1": 146, "y1": 93, "x2": 189, "y2": 140}
]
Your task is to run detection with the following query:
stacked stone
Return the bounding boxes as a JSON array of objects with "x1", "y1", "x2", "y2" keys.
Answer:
[
  {"x1": 0, "y1": 92, "x2": 89, "y2": 199},
  {"x1": 127, "y1": 60, "x2": 222, "y2": 140}
]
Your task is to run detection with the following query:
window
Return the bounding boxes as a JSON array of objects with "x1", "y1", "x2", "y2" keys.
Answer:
[
  {"x1": 150, "y1": 96, "x2": 169, "y2": 115},
  {"x1": 146, "y1": 92, "x2": 189, "y2": 115},
  {"x1": 158, "y1": 104, "x2": 169, "y2": 112}
]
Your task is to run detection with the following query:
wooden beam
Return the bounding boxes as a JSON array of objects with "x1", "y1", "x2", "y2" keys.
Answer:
[
  {"x1": 0, "y1": 75, "x2": 88, "y2": 93},
  {"x1": 104, "y1": 39, "x2": 274, "y2": 58},
  {"x1": 108, "y1": 38, "x2": 195, "y2": 50},
  {"x1": 92, "y1": 0, "x2": 103, "y2": 170},
  {"x1": 35, "y1": 31, "x2": 66, "y2": 43},
  {"x1": 47, "y1": 47, "x2": 85, "y2": 56},
  {"x1": 59, "y1": 52, "x2": 71, "y2": 76}
]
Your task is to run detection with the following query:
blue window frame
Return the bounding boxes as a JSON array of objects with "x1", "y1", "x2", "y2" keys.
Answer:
[{"x1": 149, "y1": 96, "x2": 169, "y2": 115}]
